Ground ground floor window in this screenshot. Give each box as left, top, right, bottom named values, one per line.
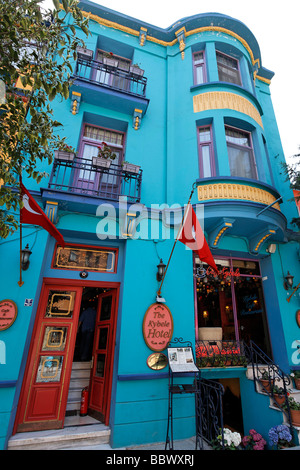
left=195, top=256, right=272, bottom=357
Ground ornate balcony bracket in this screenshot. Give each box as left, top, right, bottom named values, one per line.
left=249, top=226, right=277, bottom=254
left=133, top=108, right=143, bottom=130
left=45, top=200, right=59, bottom=224
left=70, top=91, right=81, bottom=115
left=208, top=218, right=235, bottom=248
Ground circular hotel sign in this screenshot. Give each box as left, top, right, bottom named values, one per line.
left=0, top=299, right=18, bottom=331
left=142, top=303, right=173, bottom=352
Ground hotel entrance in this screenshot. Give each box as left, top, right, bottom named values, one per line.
left=13, top=279, right=119, bottom=434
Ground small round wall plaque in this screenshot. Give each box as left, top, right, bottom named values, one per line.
left=0, top=299, right=18, bottom=331
left=147, top=352, right=168, bottom=370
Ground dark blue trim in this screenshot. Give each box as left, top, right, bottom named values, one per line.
left=78, top=1, right=273, bottom=80
left=0, top=381, right=17, bottom=388
left=118, top=373, right=169, bottom=381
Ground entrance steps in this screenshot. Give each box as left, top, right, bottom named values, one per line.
left=8, top=418, right=111, bottom=450
left=66, top=361, right=91, bottom=414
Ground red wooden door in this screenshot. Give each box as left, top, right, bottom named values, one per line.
left=14, top=283, right=82, bottom=433
left=88, top=290, right=117, bottom=424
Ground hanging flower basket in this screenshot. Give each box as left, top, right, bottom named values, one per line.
left=130, top=65, right=144, bottom=77
left=92, top=157, right=111, bottom=169
left=54, top=150, right=75, bottom=162
left=122, top=162, right=140, bottom=174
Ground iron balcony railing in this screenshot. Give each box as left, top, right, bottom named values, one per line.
left=73, top=58, right=147, bottom=97
left=48, top=157, right=143, bottom=203
left=195, top=339, right=248, bottom=368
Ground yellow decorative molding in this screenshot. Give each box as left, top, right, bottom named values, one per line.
left=80, top=9, right=263, bottom=74
left=256, top=75, right=271, bottom=85
left=197, top=183, right=281, bottom=211
left=193, top=91, right=263, bottom=128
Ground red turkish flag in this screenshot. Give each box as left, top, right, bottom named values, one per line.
left=178, top=204, right=218, bottom=273
left=20, top=183, right=65, bottom=247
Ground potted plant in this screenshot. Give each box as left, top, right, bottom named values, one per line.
left=211, top=427, right=242, bottom=450
left=130, top=63, right=144, bottom=77
left=286, top=396, right=300, bottom=426
left=268, top=424, right=293, bottom=449
left=103, top=52, right=119, bottom=67
left=76, top=47, right=93, bottom=61
left=241, top=429, right=266, bottom=450
left=271, top=385, right=286, bottom=407
left=92, top=142, right=117, bottom=169
left=122, top=161, right=140, bottom=174
left=54, top=144, right=76, bottom=162
left=291, top=370, right=300, bottom=390
left=259, top=369, right=272, bottom=392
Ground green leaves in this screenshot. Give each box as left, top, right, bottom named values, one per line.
left=0, top=0, right=91, bottom=238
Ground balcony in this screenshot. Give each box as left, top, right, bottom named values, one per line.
left=70, top=58, right=149, bottom=116
left=47, top=156, right=142, bottom=206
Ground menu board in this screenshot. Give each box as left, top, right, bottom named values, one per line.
left=167, top=347, right=199, bottom=373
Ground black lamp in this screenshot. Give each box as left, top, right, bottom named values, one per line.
left=21, top=244, right=32, bottom=271
left=284, top=271, right=294, bottom=290
left=156, top=259, right=166, bottom=282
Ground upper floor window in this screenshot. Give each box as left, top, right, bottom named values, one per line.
left=216, top=51, right=242, bottom=86
left=198, top=126, right=215, bottom=178
left=193, top=51, right=206, bottom=85
left=225, top=126, right=257, bottom=179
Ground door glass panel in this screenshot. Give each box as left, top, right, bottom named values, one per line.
left=100, top=295, right=112, bottom=321
left=98, top=328, right=108, bottom=350
left=45, top=291, right=76, bottom=318
left=36, top=355, right=64, bottom=383
left=96, top=354, right=106, bottom=377
left=41, top=327, right=68, bottom=351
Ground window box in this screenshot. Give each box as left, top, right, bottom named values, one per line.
left=54, top=150, right=75, bottom=162
left=76, top=47, right=93, bottom=61
left=103, top=57, right=119, bottom=67
left=122, top=162, right=140, bottom=174
left=92, top=156, right=112, bottom=169
left=130, top=65, right=144, bottom=77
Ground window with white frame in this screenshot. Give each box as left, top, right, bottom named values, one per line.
left=216, top=51, right=242, bottom=86
left=225, top=126, right=257, bottom=179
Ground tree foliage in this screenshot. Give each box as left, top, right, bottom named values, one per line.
left=0, top=0, right=90, bottom=238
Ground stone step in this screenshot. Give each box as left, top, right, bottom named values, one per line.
left=8, top=422, right=110, bottom=450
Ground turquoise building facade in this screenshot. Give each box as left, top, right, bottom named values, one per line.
left=1, top=0, right=300, bottom=449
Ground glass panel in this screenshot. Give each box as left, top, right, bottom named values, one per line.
left=227, top=145, right=255, bottom=179
left=225, top=128, right=250, bottom=146
left=217, top=52, right=241, bottom=85
left=195, top=65, right=204, bottom=85
left=45, top=291, right=76, bottom=318
left=100, top=295, right=112, bottom=321
left=199, top=127, right=211, bottom=142
left=84, top=125, right=123, bottom=147
left=201, top=145, right=211, bottom=177
left=54, top=246, right=116, bottom=272
left=36, top=355, right=64, bottom=383
left=80, top=144, right=98, bottom=180
left=98, top=327, right=108, bottom=350
left=96, top=354, right=106, bottom=377
left=234, top=277, right=270, bottom=353
left=41, top=327, right=68, bottom=351
left=232, top=259, right=260, bottom=276
left=194, top=52, right=204, bottom=64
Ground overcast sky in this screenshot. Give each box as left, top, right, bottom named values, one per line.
left=41, top=0, right=300, bottom=163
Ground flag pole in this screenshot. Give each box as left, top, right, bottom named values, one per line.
left=157, top=182, right=197, bottom=297
left=18, top=175, right=24, bottom=287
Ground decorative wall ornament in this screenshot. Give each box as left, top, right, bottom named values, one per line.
left=175, top=28, right=186, bottom=60
left=193, top=91, right=263, bottom=128
left=70, top=91, right=81, bottom=115
left=197, top=183, right=281, bottom=211
left=139, top=27, right=147, bottom=46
